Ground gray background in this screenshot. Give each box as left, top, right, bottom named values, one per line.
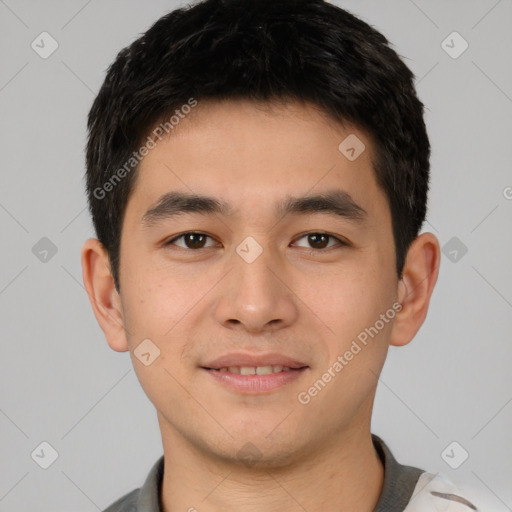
left=1, top=0, right=511, bottom=510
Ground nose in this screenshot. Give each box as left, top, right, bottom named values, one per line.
left=214, top=239, right=299, bottom=334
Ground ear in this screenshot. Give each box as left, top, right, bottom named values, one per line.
left=389, top=232, right=441, bottom=347
left=81, top=238, right=129, bottom=352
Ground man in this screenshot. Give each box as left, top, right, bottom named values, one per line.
left=81, top=0, right=488, bottom=510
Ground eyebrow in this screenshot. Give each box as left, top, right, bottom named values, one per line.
left=141, top=189, right=367, bottom=228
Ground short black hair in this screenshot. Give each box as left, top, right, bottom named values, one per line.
left=85, top=0, right=430, bottom=293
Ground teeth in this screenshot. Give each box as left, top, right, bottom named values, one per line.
left=256, top=366, right=273, bottom=375
left=216, top=365, right=292, bottom=374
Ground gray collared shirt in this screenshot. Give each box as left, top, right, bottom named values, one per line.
left=103, top=434, right=424, bottom=512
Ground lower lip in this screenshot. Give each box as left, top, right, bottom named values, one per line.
left=202, top=367, right=309, bottom=394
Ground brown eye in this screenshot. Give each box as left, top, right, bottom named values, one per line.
left=307, top=233, right=329, bottom=249
left=293, top=232, right=346, bottom=250
left=165, top=232, right=216, bottom=249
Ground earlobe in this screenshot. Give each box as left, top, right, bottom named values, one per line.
left=81, top=238, right=129, bottom=352
left=389, top=232, right=441, bottom=347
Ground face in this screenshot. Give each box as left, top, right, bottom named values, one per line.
left=93, top=99, right=406, bottom=466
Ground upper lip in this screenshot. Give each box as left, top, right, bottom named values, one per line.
left=202, top=352, right=309, bottom=370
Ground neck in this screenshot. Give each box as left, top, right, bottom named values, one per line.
left=158, top=421, right=384, bottom=512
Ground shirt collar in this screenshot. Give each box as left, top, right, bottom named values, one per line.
left=372, top=433, right=424, bottom=511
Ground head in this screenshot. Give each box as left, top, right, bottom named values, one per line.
left=82, top=0, right=440, bottom=467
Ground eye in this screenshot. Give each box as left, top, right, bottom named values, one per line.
left=165, top=232, right=217, bottom=250
left=164, top=231, right=347, bottom=251
left=292, top=232, right=347, bottom=250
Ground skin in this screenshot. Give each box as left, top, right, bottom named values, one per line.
left=82, top=98, right=440, bottom=512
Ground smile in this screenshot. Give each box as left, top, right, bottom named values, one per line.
left=202, top=366, right=309, bottom=394
left=208, top=365, right=296, bottom=374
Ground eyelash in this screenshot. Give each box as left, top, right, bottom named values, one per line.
left=164, top=231, right=348, bottom=252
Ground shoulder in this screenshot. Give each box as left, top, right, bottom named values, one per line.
left=101, top=454, right=164, bottom=512
left=102, top=488, right=140, bottom=512
left=404, top=471, right=506, bottom=511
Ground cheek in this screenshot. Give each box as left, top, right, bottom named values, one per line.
left=120, top=273, right=188, bottom=360
left=123, top=247, right=185, bottom=322
left=124, top=283, right=192, bottom=402
left=302, top=263, right=394, bottom=352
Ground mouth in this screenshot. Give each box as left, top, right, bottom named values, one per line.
left=202, top=352, right=308, bottom=371
left=200, top=353, right=309, bottom=394
left=203, top=364, right=307, bottom=374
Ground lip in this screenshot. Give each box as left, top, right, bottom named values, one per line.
left=202, top=366, right=309, bottom=394
left=202, top=352, right=309, bottom=370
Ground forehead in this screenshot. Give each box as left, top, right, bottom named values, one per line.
left=125, top=98, right=387, bottom=225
